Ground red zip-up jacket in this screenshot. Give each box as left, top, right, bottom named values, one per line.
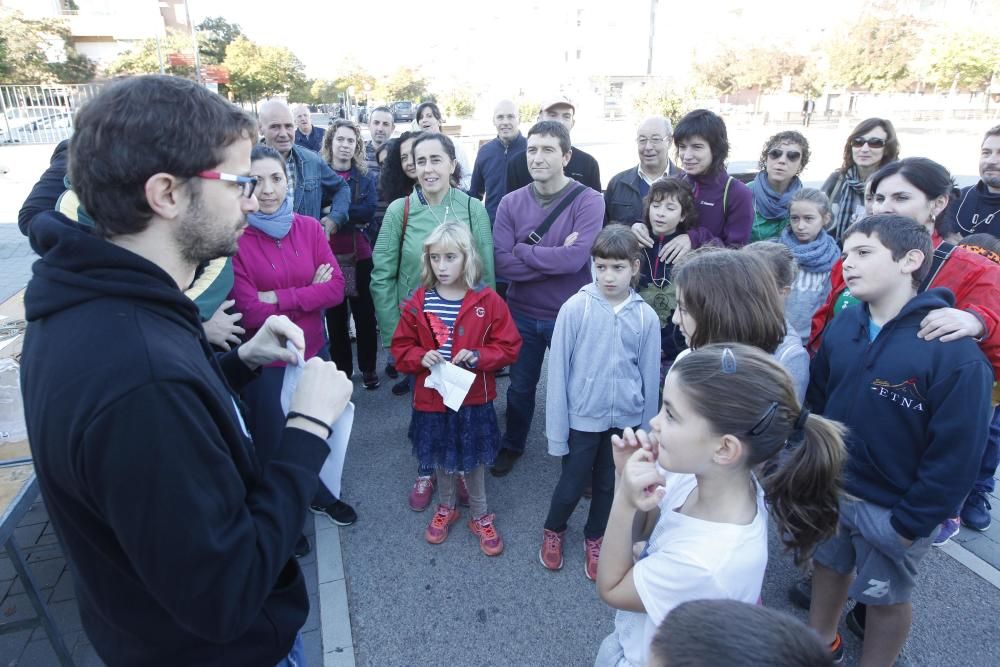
left=391, top=285, right=522, bottom=412
left=809, top=234, right=1000, bottom=379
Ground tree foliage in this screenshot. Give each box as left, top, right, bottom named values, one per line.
left=825, top=14, right=918, bottom=91
left=0, top=9, right=96, bottom=83
left=696, top=48, right=806, bottom=95
left=223, top=36, right=306, bottom=104
left=440, top=90, right=476, bottom=119
left=630, top=85, right=689, bottom=124
left=926, top=30, right=1000, bottom=92
left=377, top=67, right=429, bottom=102
left=196, top=16, right=243, bottom=65
left=310, top=79, right=339, bottom=104
left=105, top=30, right=197, bottom=78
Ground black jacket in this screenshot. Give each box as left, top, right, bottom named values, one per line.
left=603, top=161, right=681, bottom=226
left=505, top=144, right=602, bottom=195
left=20, top=212, right=329, bottom=666
left=808, top=288, right=993, bottom=540
left=17, top=139, right=69, bottom=235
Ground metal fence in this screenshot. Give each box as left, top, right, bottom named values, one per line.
left=0, top=84, right=104, bottom=145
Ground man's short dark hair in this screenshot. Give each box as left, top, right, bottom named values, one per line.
left=527, top=120, right=571, bottom=155
left=69, top=75, right=257, bottom=238
left=984, top=124, right=1000, bottom=142
left=649, top=599, right=834, bottom=667
left=843, top=214, right=932, bottom=287
left=369, top=106, right=392, bottom=118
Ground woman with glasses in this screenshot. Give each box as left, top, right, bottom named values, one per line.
left=321, top=120, right=381, bottom=391
left=821, top=118, right=899, bottom=242
left=230, top=144, right=357, bottom=546
left=749, top=131, right=810, bottom=242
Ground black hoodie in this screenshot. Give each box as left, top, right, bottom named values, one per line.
left=955, top=180, right=1000, bottom=238
left=20, top=212, right=329, bottom=666
left=807, top=288, right=993, bottom=541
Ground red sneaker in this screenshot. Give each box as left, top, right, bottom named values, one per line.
left=539, top=528, right=565, bottom=570
left=408, top=475, right=434, bottom=512
left=584, top=536, right=603, bottom=581
left=457, top=474, right=470, bottom=507
left=424, top=505, right=460, bottom=544
left=469, top=513, right=503, bottom=556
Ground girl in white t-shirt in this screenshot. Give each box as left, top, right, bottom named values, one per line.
left=594, top=343, right=846, bottom=667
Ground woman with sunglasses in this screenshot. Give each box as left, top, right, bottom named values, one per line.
left=749, top=131, right=810, bottom=242
left=230, top=144, right=357, bottom=545
left=821, top=118, right=899, bottom=242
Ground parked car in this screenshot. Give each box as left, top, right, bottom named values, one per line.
left=391, top=101, right=414, bottom=123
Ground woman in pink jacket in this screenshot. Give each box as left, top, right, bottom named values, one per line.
left=231, top=145, right=356, bottom=549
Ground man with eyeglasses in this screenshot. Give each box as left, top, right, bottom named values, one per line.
left=604, top=116, right=680, bottom=226
left=259, top=99, right=350, bottom=236
left=18, top=75, right=354, bottom=666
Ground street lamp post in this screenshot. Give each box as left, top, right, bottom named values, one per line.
left=182, top=0, right=203, bottom=84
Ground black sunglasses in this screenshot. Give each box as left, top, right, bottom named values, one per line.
left=851, top=136, right=887, bottom=149
left=767, top=149, right=801, bottom=161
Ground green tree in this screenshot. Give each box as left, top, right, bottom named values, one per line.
left=196, top=16, right=242, bottom=65
left=517, top=99, right=540, bottom=122
left=695, top=48, right=806, bottom=96
left=223, top=36, right=306, bottom=105
left=0, top=9, right=96, bottom=83
left=334, top=67, right=376, bottom=97
left=377, top=67, right=429, bottom=102
left=440, top=90, right=476, bottom=119
left=826, top=14, right=919, bottom=91
left=105, top=30, right=197, bottom=78
left=630, top=85, right=688, bottom=124
left=926, top=31, right=1000, bottom=92
left=310, top=79, right=339, bottom=104
left=694, top=50, right=740, bottom=95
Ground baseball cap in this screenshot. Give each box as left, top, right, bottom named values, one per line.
left=540, top=96, right=575, bottom=114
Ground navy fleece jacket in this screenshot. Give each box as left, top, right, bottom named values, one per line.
left=807, top=288, right=993, bottom=541
left=20, top=212, right=329, bottom=666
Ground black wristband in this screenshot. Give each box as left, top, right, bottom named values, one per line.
left=286, top=411, right=332, bottom=439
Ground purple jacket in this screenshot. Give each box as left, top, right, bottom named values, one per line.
left=493, top=183, right=605, bottom=321
left=684, top=169, right=753, bottom=248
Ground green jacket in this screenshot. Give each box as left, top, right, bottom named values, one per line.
left=371, top=189, right=495, bottom=348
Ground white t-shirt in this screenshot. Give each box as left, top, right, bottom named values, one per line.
left=612, top=472, right=768, bottom=666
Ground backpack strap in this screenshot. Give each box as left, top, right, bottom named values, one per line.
left=395, top=196, right=411, bottom=281
left=918, top=242, right=955, bottom=293
left=526, top=184, right=587, bottom=246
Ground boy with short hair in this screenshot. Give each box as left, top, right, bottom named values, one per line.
left=807, top=214, right=993, bottom=665
left=541, top=224, right=661, bottom=580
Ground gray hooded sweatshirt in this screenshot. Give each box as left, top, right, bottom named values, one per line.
left=546, top=283, right=662, bottom=455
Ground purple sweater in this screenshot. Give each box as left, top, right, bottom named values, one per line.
left=684, top=169, right=753, bottom=248
left=494, top=183, right=605, bottom=321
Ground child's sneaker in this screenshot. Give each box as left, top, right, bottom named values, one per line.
left=539, top=528, right=565, bottom=570
left=424, top=505, right=459, bottom=544
left=409, top=475, right=434, bottom=512
left=469, top=513, right=503, bottom=556
left=457, top=474, right=470, bottom=507
left=584, top=536, right=602, bottom=581
left=829, top=633, right=844, bottom=664
left=932, top=516, right=960, bottom=546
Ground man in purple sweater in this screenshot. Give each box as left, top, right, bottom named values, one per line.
left=490, top=121, right=605, bottom=476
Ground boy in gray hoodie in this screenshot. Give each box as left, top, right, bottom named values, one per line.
left=540, top=225, right=662, bottom=581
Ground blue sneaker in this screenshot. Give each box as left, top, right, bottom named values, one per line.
left=932, top=516, right=960, bottom=546
left=960, top=490, right=993, bottom=532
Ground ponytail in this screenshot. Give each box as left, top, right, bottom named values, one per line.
left=763, top=412, right=846, bottom=565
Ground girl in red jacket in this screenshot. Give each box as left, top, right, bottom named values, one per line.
left=391, top=221, right=522, bottom=555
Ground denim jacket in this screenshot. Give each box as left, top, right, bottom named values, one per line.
left=289, top=144, right=349, bottom=224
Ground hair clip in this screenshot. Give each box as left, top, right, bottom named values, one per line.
left=747, top=401, right=779, bottom=437
left=794, top=408, right=811, bottom=433
left=721, top=347, right=737, bottom=374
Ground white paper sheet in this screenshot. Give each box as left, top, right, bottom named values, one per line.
left=280, top=344, right=353, bottom=498
left=424, top=361, right=476, bottom=411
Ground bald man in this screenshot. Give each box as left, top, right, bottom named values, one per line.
left=293, top=103, right=325, bottom=153
left=470, top=99, right=527, bottom=223
left=604, top=115, right=681, bottom=226
left=259, top=100, right=349, bottom=231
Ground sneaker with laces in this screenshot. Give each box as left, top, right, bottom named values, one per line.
left=932, top=516, right=960, bottom=546
left=409, top=475, right=434, bottom=511
left=456, top=474, right=470, bottom=507
left=539, top=528, right=565, bottom=570
left=961, top=490, right=993, bottom=531
left=362, top=371, right=380, bottom=390
left=310, top=499, right=357, bottom=526
left=829, top=633, right=844, bottom=664
left=425, top=505, right=460, bottom=544
left=469, top=513, right=503, bottom=556
left=584, top=536, right=602, bottom=581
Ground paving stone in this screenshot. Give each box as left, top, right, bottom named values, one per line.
left=302, top=593, right=320, bottom=634
left=12, top=524, right=44, bottom=549
left=0, top=628, right=31, bottom=664
left=48, top=568, right=75, bottom=603
left=5, top=557, right=65, bottom=595
left=15, top=637, right=60, bottom=666
left=71, top=640, right=107, bottom=667
left=301, top=628, right=323, bottom=667
left=0, top=592, right=34, bottom=624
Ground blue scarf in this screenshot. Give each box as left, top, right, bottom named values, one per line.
left=750, top=171, right=802, bottom=220
left=779, top=227, right=841, bottom=274
left=247, top=195, right=294, bottom=239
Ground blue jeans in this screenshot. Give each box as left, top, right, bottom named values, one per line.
left=275, top=632, right=305, bottom=667
left=974, top=405, right=1000, bottom=494
left=501, top=310, right=556, bottom=454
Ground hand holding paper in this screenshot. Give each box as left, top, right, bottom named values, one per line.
left=424, top=361, right=476, bottom=411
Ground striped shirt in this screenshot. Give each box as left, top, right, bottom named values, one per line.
left=423, top=289, right=463, bottom=361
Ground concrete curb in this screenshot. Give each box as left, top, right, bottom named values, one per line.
left=313, top=515, right=356, bottom=667
left=939, top=540, right=1000, bottom=591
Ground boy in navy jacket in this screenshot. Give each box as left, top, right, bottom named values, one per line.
left=806, top=215, right=992, bottom=665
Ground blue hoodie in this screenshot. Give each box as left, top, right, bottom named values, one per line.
left=807, top=288, right=993, bottom=540
left=546, top=283, right=662, bottom=454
